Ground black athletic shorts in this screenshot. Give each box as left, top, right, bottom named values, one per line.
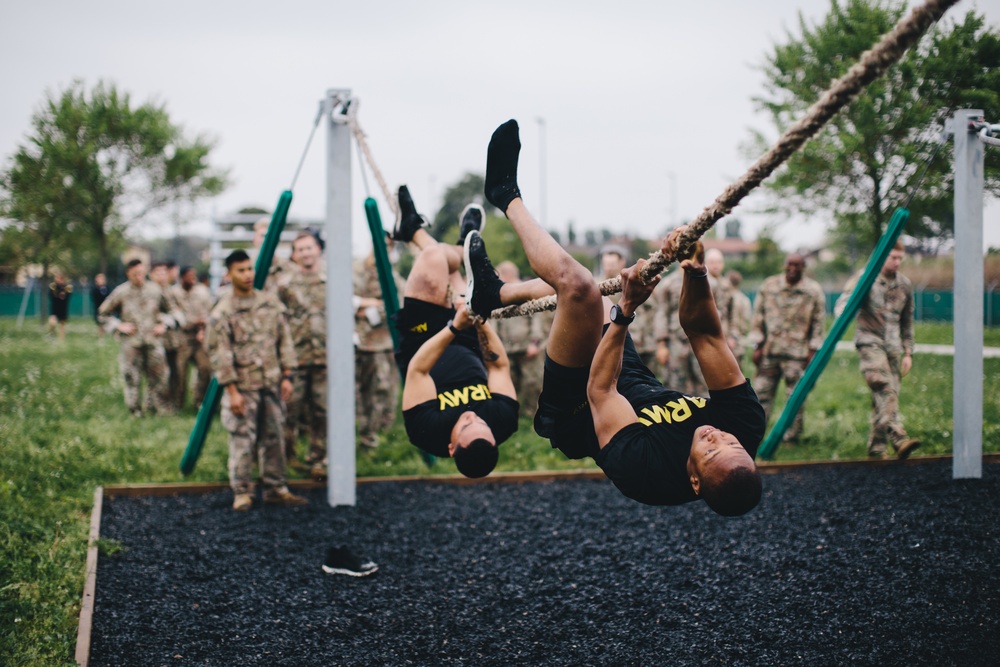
left=534, top=330, right=661, bottom=461
left=394, top=297, right=479, bottom=377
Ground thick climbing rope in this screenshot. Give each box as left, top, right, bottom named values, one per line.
left=343, top=100, right=398, bottom=218
left=489, top=0, right=959, bottom=320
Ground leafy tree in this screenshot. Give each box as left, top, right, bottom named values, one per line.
left=747, top=1, right=1000, bottom=251
left=0, top=80, right=228, bottom=275
left=729, top=225, right=786, bottom=281
left=429, top=172, right=490, bottom=242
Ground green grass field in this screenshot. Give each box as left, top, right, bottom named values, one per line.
left=2, top=317, right=999, bottom=664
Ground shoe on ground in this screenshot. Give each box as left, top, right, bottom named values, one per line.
left=392, top=185, right=427, bottom=243
left=322, top=546, right=379, bottom=577
left=310, top=463, right=328, bottom=481
left=232, top=493, right=253, bottom=511
left=464, top=230, right=504, bottom=319
left=457, top=203, right=486, bottom=246
left=263, top=489, right=309, bottom=507
left=895, top=438, right=921, bottom=460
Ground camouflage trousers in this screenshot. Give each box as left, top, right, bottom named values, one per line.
left=508, top=350, right=544, bottom=419
left=858, top=344, right=908, bottom=454
left=174, top=338, right=212, bottom=409
left=221, top=388, right=288, bottom=495
left=664, top=338, right=707, bottom=397
left=119, top=344, right=172, bottom=415
left=356, top=351, right=398, bottom=449
left=753, top=355, right=808, bottom=441
left=284, top=365, right=327, bottom=465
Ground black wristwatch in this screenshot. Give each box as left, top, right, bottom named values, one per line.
left=609, top=303, right=635, bottom=326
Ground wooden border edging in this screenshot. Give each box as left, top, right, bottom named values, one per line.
left=75, top=486, right=103, bottom=667
left=100, top=454, right=1000, bottom=498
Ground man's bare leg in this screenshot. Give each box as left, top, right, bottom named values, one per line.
left=394, top=186, right=465, bottom=308
left=478, top=120, right=603, bottom=368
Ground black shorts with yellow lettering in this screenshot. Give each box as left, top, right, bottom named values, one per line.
left=534, top=330, right=662, bottom=461
left=394, top=297, right=480, bottom=378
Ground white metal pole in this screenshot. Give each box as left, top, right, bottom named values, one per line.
left=326, top=89, right=356, bottom=505
left=952, top=109, right=985, bottom=480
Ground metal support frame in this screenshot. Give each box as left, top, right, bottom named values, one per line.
left=950, top=109, right=986, bottom=480
left=325, top=89, right=356, bottom=506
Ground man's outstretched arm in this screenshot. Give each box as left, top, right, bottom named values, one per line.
left=587, top=260, right=661, bottom=447
left=474, top=319, right=516, bottom=401
left=664, top=228, right=744, bottom=391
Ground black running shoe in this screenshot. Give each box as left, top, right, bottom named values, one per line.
left=464, top=230, right=504, bottom=319
left=457, top=203, right=486, bottom=246
left=392, top=185, right=426, bottom=242
left=322, top=546, right=379, bottom=577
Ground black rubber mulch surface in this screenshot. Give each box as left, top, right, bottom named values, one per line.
left=90, top=461, right=1000, bottom=666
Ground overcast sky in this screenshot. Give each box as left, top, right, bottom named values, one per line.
left=1, top=0, right=997, bottom=258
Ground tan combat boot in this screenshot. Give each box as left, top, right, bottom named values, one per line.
left=232, top=493, right=253, bottom=511
left=264, top=488, right=309, bottom=507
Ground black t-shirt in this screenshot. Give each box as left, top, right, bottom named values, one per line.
left=403, top=344, right=519, bottom=457
left=594, top=380, right=765, bottom=506
left=49, top=282, right=71, bottom=319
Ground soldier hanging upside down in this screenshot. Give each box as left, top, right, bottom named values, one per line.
left=390, top=186, right=519, bottom=479
left=464, top=119, right=765, bottom=516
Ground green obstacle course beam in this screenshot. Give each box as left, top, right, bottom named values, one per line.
left=757, top=207, right=910, bottom=460
left=363, top=197, right=436, bottom=468
left=364, top=198, right=401, bottom=349
left=180, top=190, right=294, bottom=475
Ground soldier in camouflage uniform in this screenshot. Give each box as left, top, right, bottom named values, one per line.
left=354, top=251, right=403, bottom=448
left=276, top=231, right=328, bottom=478
left=749, top=253, right=825, bottom=444
left=151, top=262, right=184, bottom=411
left=97, top=259, right=177, bottom=417
left=705, top=248, right=735, bottom=347
left=172, top=266, right=214, bottom=409
left=209, top=249, right=307, bottom=511
left=835, top=240, right=920, bottom=459
left=726, top=270, right=753, bottom=371
left=494, top=262, right=546, bottom=419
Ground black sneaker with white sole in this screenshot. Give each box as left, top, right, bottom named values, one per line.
left=457, top=203, right=486, bottom=246
left=322, top=546, right=378, bottom=577
left=392, top=185, right=427, bottom=243
left=463, top=230, right=504, bottom=319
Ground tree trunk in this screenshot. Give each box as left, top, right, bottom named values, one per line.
left=39, top=263, right=49, bottom=324
left=868, top=163, right=885, bottom=248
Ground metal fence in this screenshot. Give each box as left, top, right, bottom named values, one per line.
left=4, top=283, right=1000, bottom=325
